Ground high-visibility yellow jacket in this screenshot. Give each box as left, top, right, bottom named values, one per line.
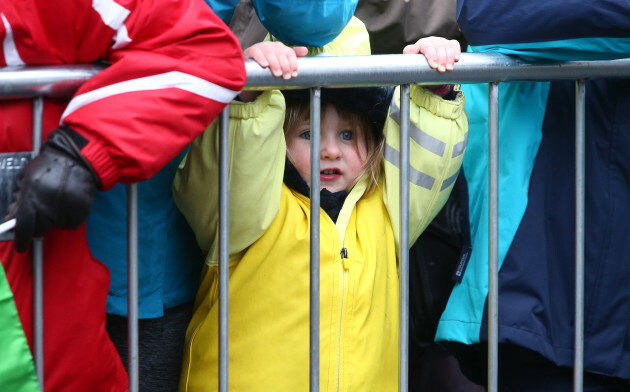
left=173, top=81, right=467, bottom=391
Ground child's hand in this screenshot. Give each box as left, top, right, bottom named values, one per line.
left=403, top=37, right=461, bottom=72
left=244, top=42, right=309, bottom=80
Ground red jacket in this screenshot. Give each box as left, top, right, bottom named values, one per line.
left=0, top=0, right=245, bottom=390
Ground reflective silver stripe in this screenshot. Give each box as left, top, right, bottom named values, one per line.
left=61, top=71, right=240, bottom=121
left=92, top=0, right=130, bottom=31
left=452, top=132, right=469, bottom=158
left=384, top=144, right=435, bottom=190
left=389, top=100, right=446, bottom=157
left=92, top=0, right=132, bottom=49
left=440, top=170, right=459, bottom=191
left=112, top=24, right=132, bottom=49
left=1, top=13, right=25, bottom=66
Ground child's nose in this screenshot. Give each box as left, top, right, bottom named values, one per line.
left=320, top=139, right=341, bottom=160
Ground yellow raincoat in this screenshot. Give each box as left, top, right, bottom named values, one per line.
left=173, top=17, right=468, bottom=392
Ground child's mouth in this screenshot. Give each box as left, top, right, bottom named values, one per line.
left=320, top=168, right=341, bottom=181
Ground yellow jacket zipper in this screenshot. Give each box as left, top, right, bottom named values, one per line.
left=336, top=247, right=349, bottom=391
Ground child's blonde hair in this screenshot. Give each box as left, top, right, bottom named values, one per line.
left=283, top=98, right=385, bottom=195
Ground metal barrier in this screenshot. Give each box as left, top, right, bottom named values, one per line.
left=1, top=53, right=630, bottom=392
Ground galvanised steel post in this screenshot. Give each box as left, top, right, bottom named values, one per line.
left=218, top=107, right=230, bottom=392
left=487, top=81, right=499, bottom=392
left=399, top=84, right=411, bottom=392
left=573, top=80, right=586, bottom=392
left=309, top=88, right=322, bottom=392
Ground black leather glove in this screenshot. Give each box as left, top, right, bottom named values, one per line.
left=8, top=127, right=101, bottom=253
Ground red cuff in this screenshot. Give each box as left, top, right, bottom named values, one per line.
left=80, top=139, right=120, bottom=191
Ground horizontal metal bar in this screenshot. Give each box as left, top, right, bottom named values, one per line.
left=0, top=64, right=106, bottom=99
left=2, top=54, right=630, bottom=99
left=244, top=53, right=630, bottom=89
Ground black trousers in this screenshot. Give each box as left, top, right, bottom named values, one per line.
left=447, top=343, right=630, bottom=392
left=106, top=301, right=194, bottom=392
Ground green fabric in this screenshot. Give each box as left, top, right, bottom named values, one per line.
left=0, top=263, right=40, bottom=392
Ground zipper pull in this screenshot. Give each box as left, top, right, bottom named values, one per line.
left=340, top=248, right=350, bottom=270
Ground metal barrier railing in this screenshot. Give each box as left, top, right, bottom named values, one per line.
left=1, top=53, right=630, bottom=392
left=127, top=183, right=139, bottom=391
left=31, top=96, right=44, bottom=389
left=487, top=81, right=499, bottom=392
left=308, top=87, right=322, bottom=392
left=217, top=106, right=230, bottom=392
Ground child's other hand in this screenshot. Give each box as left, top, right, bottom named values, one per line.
left=244, top=42, right=309, bottom=80
left=403, top=37, right=461, bottom=72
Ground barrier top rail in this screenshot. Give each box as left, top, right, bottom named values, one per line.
left=2, top=53, right=630, bottom=99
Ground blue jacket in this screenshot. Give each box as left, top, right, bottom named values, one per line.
left=436, top=0, right=630, bottom=379
left=86, top=150, right=203, bottom=318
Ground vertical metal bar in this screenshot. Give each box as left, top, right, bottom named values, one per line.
left=309, top=88, right=321, bottom=392
left=127, top=183, right=139, bottom=392
left=573, top=80, right=586, bottom=392
left=32, top=98, right=43, bottom=153
left=399, top=84, right=410, bottom=392
left=31, top=96, right=44, bottom=390
left=218, top=106, right=230, bottom=392
left=487, top=82, right=500, bottom=392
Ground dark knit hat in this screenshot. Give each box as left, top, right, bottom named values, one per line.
left=282, top=86, right=395, bottom=140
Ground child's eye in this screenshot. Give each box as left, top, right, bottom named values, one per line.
left=300, top=130, right=311, bottom=140
left=340, top=130, right=353, bottom=141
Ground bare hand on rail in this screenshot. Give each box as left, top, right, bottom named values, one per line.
left=8, top=127, right=100, bottom=253
left=244, top=41, right=309, bottom=80
left=402, top=36, right=461, bottom=72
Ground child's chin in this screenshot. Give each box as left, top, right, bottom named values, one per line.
left=321, top=185, right=341, bottom=193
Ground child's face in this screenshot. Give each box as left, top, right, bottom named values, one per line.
left=285, top=103, right=368, bottom=193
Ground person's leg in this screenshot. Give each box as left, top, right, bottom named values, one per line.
left=106, top=301, right=194, bottom=392
left=499, top=345, right=630, bottom=392
left=410, top=344, right=485, bottom=392
left=408, top=175, right=481, bottom=392
left=448, top=343, right=630, bottom=392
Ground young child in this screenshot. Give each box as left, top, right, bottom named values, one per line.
left=173, top=32, right=467, bottom=391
